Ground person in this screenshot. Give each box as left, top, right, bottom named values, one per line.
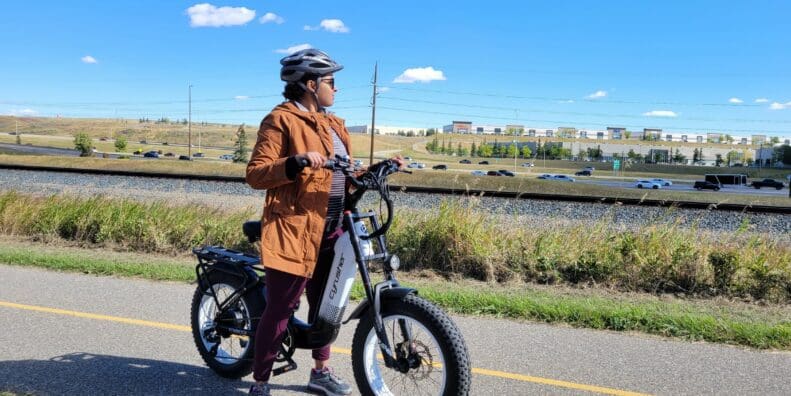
left=246, top=48, right=392, bottom=396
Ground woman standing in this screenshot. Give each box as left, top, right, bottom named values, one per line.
left=245, top=48, right=353, bottom=396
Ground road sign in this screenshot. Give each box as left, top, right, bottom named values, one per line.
left=613, top=160, right=621, bottom=170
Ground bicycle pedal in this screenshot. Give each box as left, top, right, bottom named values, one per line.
left=272, top=359, right=297, bottom=376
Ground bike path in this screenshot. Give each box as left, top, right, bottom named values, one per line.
left=1, top=264, right=789, bottom=395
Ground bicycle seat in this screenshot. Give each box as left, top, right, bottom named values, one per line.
left=242, top=221, right=262, bottom=243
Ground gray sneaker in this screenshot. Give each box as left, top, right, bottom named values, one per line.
left=248, top=383, right=271, bottom=396
left=307, top=367, right=352, bottom=396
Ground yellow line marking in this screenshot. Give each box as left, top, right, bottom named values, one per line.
left=0, top=300, right=651, bottom=396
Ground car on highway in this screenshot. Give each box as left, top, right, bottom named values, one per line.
left=432, top=164, right=448, bottom=170
left=583, top=166, right=595, bottom=171
left=178, top=155, right=191, bottom=161
left=693, top=180, right=721, bottom=191
left=459, top=159, right=471, bottom=164
left=407, top=162, right=425, bottom=169
left=478, top=160, right=490, bottom=165
left=574, top=170, right=592, bottom=176
left=487, top=170, right=503, bottom=176
left=143, top=151, right=159, bottom=158
left=537, top=174, right=553, bottom=179
left=219, top=154, right=234, bottom=160
left=403, top=156, right=412, bottom=161
left=497, top=169, right=516, bottom=177
left=635, top=179, right=662, bottom=189
left=750, top=178, right=784, bottom=190
left=471, top=170, right=486, bottom=176
left=650, top=178, right=672, bottom=186
left=521, top=162, right=534, bottom=167
left=551, top=175, right=575, bottom=182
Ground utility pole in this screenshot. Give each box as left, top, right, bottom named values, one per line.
left=188, top=84, right=193, bottom=158
left=369, top=63, right=378, bottom=165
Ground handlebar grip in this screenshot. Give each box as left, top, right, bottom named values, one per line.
left=296, top=157, right=310, bottom=168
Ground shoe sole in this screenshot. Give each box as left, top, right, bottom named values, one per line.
left=307, top=382, right=352, bottom=396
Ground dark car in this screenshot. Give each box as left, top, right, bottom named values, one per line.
left=751, top=178, right=784, bottom=190
left=432, top=164, right=448, bottom=170
left=459, top=159, right=471, bottom=164
left=178, top=155, right=191, bottom=161
left=486, top=170, right=503, bottom=176
left=694, top=180, right=721, bottom=191
left=574, top=170, right=592, bottom=176
left=143, top=151, right=159, bottom=158
left=478, top=160, right=490, bottom=165
left=497, top=169, right=515, bottom=177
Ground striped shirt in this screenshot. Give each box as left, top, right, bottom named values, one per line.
left=292, top=101, right=348, bottom=235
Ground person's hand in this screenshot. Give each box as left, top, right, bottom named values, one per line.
left=295, top=152, right=326, bottom=170
left=389, top=155, right=405, bottom=169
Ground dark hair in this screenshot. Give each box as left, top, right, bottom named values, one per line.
left=282, top=73, right=319, bottom=100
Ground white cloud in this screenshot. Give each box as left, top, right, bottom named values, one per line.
left=275, top=43, right=312, bottom=54
left=377, top=87, right=390, bottom=94
left=728, top=97, right=743, bottom=104
left=642, top=110, right=678, bottom=118
left=259, top=12, right=284, bottom=24
left=755, top=98, right=769, bottom=103
left=304, top=19, right=349, bottom=33
left=587, top=90, right=607, bottom=99
left=769, top=102, right=791, bottom=110
left=234, top=95, right=250, bottom=100
left=393, top=67, right=447, bottom=83
left=187, top=3, right=255, bottom=27
left=559, top=99, right=574, bottom=104
left=81, top=55, right=97, bottom=64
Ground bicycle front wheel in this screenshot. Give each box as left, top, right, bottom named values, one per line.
left=351, top=294, right=471, bottom=395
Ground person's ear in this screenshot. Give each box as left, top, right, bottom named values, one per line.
left=306, top=80, right=317, bottom=93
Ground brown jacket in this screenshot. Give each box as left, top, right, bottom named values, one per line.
left=246, top=101, right=352, bottom=278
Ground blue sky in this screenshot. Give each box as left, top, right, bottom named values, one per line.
left=2, top=1, right=790, bottom=137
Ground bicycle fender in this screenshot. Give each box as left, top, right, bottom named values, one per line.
left=343, top=287, right=417, bottom=324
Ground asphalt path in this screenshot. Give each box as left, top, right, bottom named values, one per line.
left=1, top=265, right=789, bottom=395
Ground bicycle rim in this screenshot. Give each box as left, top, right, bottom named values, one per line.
left=197, top=283, right=252, bottom=365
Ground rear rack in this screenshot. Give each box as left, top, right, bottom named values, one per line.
left=193, top=246, right=261, bottom=267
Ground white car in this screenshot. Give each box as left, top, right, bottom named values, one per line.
left=219, top=154, right=234, bottom=160
left=521, top=162, right=534, bottom=167
left=471, top=170, right=486, bottom=176
left=635, top=180, right=662, bottom=189
left=537, top=174, right=553, bottom=179
left=551, top=175, right=575, bottom=182
left=651, top=178, right=672, bottom=186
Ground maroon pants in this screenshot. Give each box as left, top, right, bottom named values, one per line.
left=252, top=239, right=334, bottom=382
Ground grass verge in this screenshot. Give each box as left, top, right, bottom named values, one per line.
left=0, top=238, right=788, bottom=350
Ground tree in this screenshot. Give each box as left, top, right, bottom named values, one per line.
left=577, top=149, right=586, bottom=161
left=440, top=139, right=446, bottom=154
left=692, top=148, right=700, bottom=163
left=715, top=153, right=724, bottom=167
left=770, top=136, right=780, bottom=144
left=114, top=136, right=128, bottom=152
left=470, top=142, right=477, bottom=157
left=425, top=136, right=439, bottom=153
left=233, top=124, right=249, bottom=163
left=624, top=131, right=632, bottom=139
left=506, top=144, right=518, bottom=158
left=456, top=143, right=468, bottom=157
left=726, top=150, right=739, bottom=166
left=775, top=144, right=791, bottom=165
left=672, top=148, right=686, bottom=164
left=425, top=128, right=436, bottom=137
left=521, top=145, right=532, bottom=159
left=16, top=133, right=21, bottom=145
left=73, top=132, right=93, bottom=157
left=478, top=143, right=493, bottom=157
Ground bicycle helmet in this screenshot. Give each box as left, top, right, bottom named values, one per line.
left=280, top=48, right=343, bottom=82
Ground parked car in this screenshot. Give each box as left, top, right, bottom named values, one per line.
left=487, top=170, right=503, bottom=176
left=459, top=159, right=471, bottom=164
left=694, top=180, right=721, bottom=191
left=574, top=170, right=592, bottom=176
left=635, top=179, right=662, bottom=189
left=521, top=162, right=534, bottom=167
left=432, top=164, right=448, bottom=170
left=219, top=154, right=234, bottom=160
left=471, top=170, right=486, bottom=176
left=143, top=151, right=159, bottom=158
left=478, top=160, right=489, bottom=165
left=650, top=178, right=672, bottom=186
left=551, top=175, right=575, bottom=182
left=497, top=169, right=515, bottom=177
left=537, top=174, right=553, bottom=179
left=750, top=178, right=784, bottom=190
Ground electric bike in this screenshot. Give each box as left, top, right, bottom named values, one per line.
left=190, top=157, right=471, bottom=395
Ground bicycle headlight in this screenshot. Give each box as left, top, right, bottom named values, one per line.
left=387, top=254, right=401, bottom=271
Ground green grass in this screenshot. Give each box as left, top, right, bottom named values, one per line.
left=0, top=239, right=788, bottom=350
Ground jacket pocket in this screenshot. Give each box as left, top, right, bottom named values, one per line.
left=262, top=213, right=309, bottom=260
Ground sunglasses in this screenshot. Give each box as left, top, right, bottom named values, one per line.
left=320, top=78, right=335, bottom=89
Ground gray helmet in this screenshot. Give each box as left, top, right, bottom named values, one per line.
left=280, top=48, right=343, bottom=82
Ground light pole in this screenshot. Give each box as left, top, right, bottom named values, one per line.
left=188, top=84, right=192, bottom=158
left=513, top=139, right=517, bottom=172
